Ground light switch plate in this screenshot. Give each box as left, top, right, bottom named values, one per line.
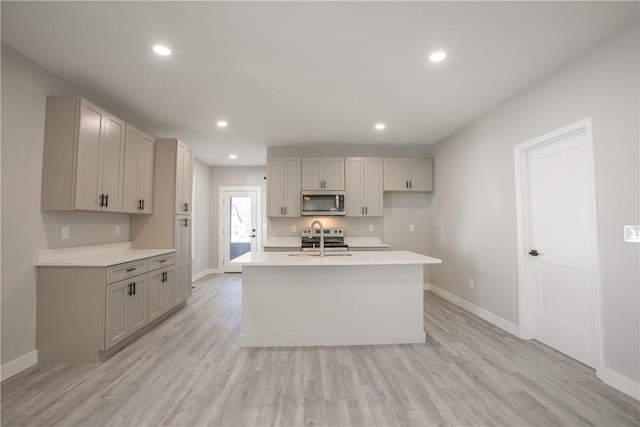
left=115, top=225, right=121, bottom=235
left=624, top=225, right=640, bottom=243
left=62, top=226, right=69, bottom=240
left=369, top=224, right=373, bottom=232
left=409, top=224, right=415, bottom=232
left=291, top=225, right=297, bottom=233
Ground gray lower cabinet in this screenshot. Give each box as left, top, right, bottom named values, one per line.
left=37, top=251, right=179, bottom=363
left=105, top=273, right=148, bottom=349
left=147, top=267, right=174, bottom=322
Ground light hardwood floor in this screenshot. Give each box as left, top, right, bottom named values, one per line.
left=2, top=274, right=638, bottom=426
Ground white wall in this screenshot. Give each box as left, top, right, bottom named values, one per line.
left=428, top=24, right=639, bottom=384
left=0, top=46, right=131, bottom=367
left=192, top=158, right=211, bottom=276
left=209, top=166, right=267, bottom=270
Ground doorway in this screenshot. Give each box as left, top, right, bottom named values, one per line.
left=219, top=186, right=262, bottom=273
left=514, top=118, right=602, bottom=371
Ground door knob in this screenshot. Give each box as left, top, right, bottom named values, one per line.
left=249, top=234, right=256, bottom=238
left=528, top=249, right=539, bottom=257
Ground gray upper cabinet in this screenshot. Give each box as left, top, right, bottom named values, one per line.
left=345, top=157, right=383, bottom=216
left=123, top=125, right=155, bottom=214
left=301, top=157, right=345, bottom=190
left=175, top=141, right=193, bottom=215
left=383, top=158, right=433, bottom=192
left=41, top=96, right=126, bottom=212
left=267, top=157, right=301, bottom=217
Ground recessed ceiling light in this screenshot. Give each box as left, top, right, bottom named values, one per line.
left=229, top=154, right=237, bottom=160
left=374, top=123, right=386, bottom=130
left=153, top=45, right=171, bottom=56
left=217, top=121, right=228, bottom=127
left=429, top=51, right=447, bottom=62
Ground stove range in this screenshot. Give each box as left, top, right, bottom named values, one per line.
left=300, top=227, right=349, bottom=251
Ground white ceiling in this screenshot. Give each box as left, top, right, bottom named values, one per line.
left=2, top=2, right=638, bottom=166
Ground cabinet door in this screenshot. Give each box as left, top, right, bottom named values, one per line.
left=137, top=134, right=155, bottom=213
left=267, top=158, right=284, bottom=217
left=345, top=158, right=364, bottom=216
left=173, top=263, right=184, bottom=305
left=408, top=158, right=433, bottom=192
left=105, top=279, right=128, bottom=348
left=181, top=217, right=192, bottom=264
left=160, top=268, right=175, bottom=315
left=175, top=143, right=185, bottom=214
left=175, top=216, right=185, bottom=263
left=75, top=99, right=106, bottom=211
left=174, top=262, right=192, bottom=305
left=181, top=144, right=193, bottom=214
left=284, top=158, right=301, bottom=217
left=127, top=276, right=148, bottom=334
left=183, top=262, right=192, bottom=298
left=147, top=270, right=162, bottom=322
left=364, top=158, right=383, bottom=216
left=122, top=125, right=141, bottom=213
left=100, top=115, right=126, bottom=212
left=301, top=158, right=323, bottom=190
left=383, top=158, right=409, bottom=191
left=323, top=158, right=345, bottom=190
left=105, top=275, right=146, bottom=349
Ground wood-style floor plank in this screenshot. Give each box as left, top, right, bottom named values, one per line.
left=2, top=273, right=638, bottom=426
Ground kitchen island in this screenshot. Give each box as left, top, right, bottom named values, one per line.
left=231, top=251, right=442, bottom=347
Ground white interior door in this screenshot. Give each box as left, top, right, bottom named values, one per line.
left=221, top=188, right=261, bottom=273
left=527, top=129, right=596, bottom=367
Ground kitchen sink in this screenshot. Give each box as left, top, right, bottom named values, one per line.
left=288, top=252, right=353, bottom=257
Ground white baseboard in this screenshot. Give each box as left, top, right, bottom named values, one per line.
left=1, top=350, right=38, bottom=381
left=425, top=283, right=520, bottom=337
left=599, top=366, right=640, bottom=401
left=192, top=268, right=220, bottom=282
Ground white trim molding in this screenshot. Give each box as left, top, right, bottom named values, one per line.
left=425, top=284, right=520, bottom=337
left=1, top=350, right=38, bottom=381
left=218, top=186, right=263, bottom=273
left=513, top=117, right=604, bottom=375
left=192, top=268, right=221, bottom=282
left=598, top=367, right=640, bottom=401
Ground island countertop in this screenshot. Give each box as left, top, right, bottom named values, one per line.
left=231, top=250, right=441, bottom=266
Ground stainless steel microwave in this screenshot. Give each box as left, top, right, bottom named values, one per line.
left=301, top=191, right=345, bottom=216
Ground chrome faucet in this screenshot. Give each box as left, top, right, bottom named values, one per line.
left=310, top=220, right=325, bottom=257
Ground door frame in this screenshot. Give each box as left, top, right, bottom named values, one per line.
left=218, top=186, right=262, bottom=272
left=513, top=117, right=603, bottom=374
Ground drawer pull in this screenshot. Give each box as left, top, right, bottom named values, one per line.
left=126, top=268, right=136, bottom=272
left=159, top=259, right=168, bottom=263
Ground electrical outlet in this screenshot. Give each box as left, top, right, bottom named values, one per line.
left=291, top=225, right=297, bottom=233
left=409, top=224, right=415, bottom=232
left=115, top=225, right=121, bottom=235
left=62, top=226, right=69, bottom=240
left=624, top=225, right=640, bottom=242
left=469, top=278, right=474, bottom=289
left=369, top=224, right=374, bottom=232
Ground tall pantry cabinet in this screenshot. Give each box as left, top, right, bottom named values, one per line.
left=130, top=139, right=193, bottom=304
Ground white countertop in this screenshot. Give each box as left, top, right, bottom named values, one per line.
left=34, top=242, right=175, bottom=267
left=231, top=250, right=441, bottom=266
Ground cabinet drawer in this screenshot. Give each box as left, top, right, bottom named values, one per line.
left=106, top=259, right=148, bottom=284
left=148, top=253, right=175, bottom=271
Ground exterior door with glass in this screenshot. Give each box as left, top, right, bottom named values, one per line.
left=222, top=188, right=260, bottom=272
